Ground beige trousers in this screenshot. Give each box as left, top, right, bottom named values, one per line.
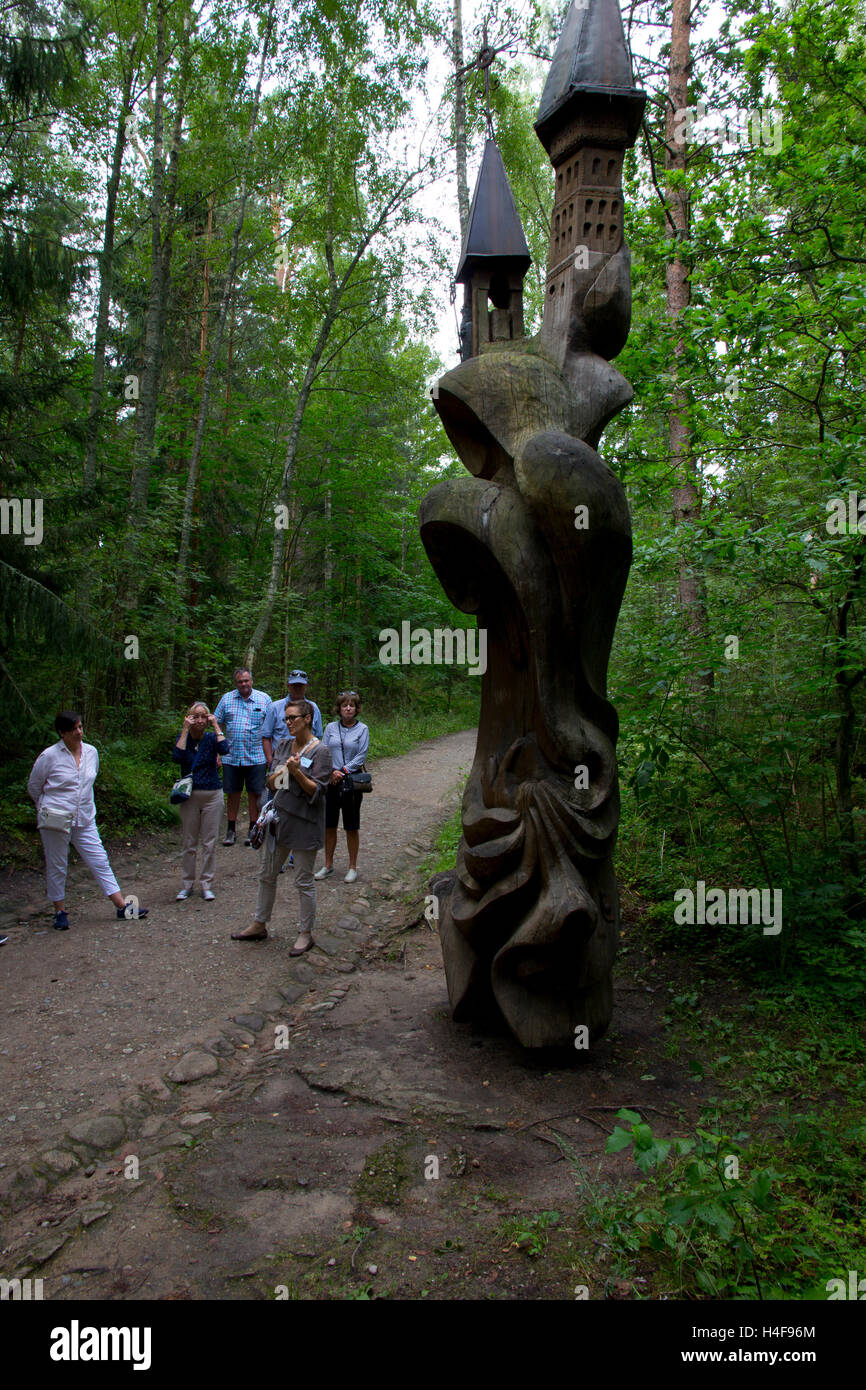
left=255, top=830, right=317, bottom=935
left=179, top=789, right=223, bottom=890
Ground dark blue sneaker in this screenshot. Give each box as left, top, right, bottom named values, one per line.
left=117, top=905, right=149, bottom=920
left=53, top=910, right=69, bottom=930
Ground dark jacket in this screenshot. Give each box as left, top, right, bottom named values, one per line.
left=270, top=737, right=332, bottom=851
left=172, top=731, right=230, bottom=790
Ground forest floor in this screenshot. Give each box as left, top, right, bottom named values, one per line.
left=0, top=729, right=724, bottom=1300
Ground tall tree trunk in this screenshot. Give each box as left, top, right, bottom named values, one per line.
left=666, top=0, right=713, bottom=690
left=324, top=482, right=333, bottom=589
left=12, top=312, right=26, bottom=375
left=352, top=554, right=361, bottom=686
left=832, top=549, right=864, bottom=897
left=83, top=39, right=137, bottom=489
left=246, top=307, right=341, bottom=667
left=119, top=1, right=187, bottom=619
left=246, top=193, right=347, bottom=666
left=127, top=0, right=166, bottom=533
left=198, top=195, right=213, bottom=376
left=160, top=5, right=275, bottom=707
left=224, top=295, right=235, bottom=413
left=270, top=188, right=288, bottom=292
left=283, top=535, right=292, bottom=687
left=452, top=0, right=472, bottom=350
left=453, top=0, right=469, bottom=235
left=400, top=483, right=408, bottom=573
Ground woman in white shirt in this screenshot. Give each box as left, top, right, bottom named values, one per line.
left=27, top=711, right=148, bottom=931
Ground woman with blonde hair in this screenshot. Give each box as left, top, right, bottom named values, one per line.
left=172, top=702, right=229, bottom=901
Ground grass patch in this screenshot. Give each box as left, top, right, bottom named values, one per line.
left=427, top=803, right=464, bottom=875
left=496, top=1210, right=561, bottom=1258
left=353, top=1137, right=413, bottom=1211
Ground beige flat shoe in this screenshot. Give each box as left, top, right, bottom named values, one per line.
left=231, top=922, right=268, bottom=941
left=289, top=932, right=313, bottom=957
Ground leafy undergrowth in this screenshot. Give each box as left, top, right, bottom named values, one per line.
left=558, top=1101, right=863, bottom=1300
left=558, top=930, right=865, bottom=1299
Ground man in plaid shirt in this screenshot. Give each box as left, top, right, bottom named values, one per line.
left=214, top=668, right=271, bottom=846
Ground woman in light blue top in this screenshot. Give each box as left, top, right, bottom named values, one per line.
left=316, top=691, right=369, bottom=884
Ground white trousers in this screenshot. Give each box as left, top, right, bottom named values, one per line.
left=40, top=823, right=120, bottom=903
left=255, top=832, right=317, bottom=935
left=179, top=789, right=223, bottom=890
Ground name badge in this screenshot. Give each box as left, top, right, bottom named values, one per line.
left=300, top=755, right=314, bottom=769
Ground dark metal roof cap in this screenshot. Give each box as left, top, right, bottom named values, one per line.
left=455, top=139, right=531, bottom=284
left=535, top=0, right=646, bottom=150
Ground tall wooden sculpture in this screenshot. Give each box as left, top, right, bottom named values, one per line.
left=420, top=0, right=646, bottom=1047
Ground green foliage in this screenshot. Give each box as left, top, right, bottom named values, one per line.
left=0, top=0, right=459, bottom=739
left=92, top=737, right=179, bottom=835
left=562, top=1102, right=861, bottom=1300
left=604, top=987, right=866, bottom=1299
left=0, top=4, right=88, bottom=121
left=605, top=0, right=866, bottom=1003
left=604, top=1112, right=786, bottom=1298
left=496, top=1209, right=560, bottom=1258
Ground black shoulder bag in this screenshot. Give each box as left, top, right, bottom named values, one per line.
left=338, top=727, right=372, bottom=794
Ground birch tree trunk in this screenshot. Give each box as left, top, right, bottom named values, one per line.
left=324, top=483, right=333, bottom=588
left=352, top=553, right=361, bottom=686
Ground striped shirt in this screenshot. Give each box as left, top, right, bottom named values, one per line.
left=213, top=688, right=272, bottom=766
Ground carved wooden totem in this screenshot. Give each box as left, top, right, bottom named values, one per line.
left=420, top=0, right=646, bottom=1047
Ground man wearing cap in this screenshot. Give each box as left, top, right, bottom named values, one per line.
left=261, top=669, right=323, bottom=766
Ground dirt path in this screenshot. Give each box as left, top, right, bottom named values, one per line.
left=0, top=728, right=708, bottom=1302
left=0, top=731, right=475, bottom=1172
